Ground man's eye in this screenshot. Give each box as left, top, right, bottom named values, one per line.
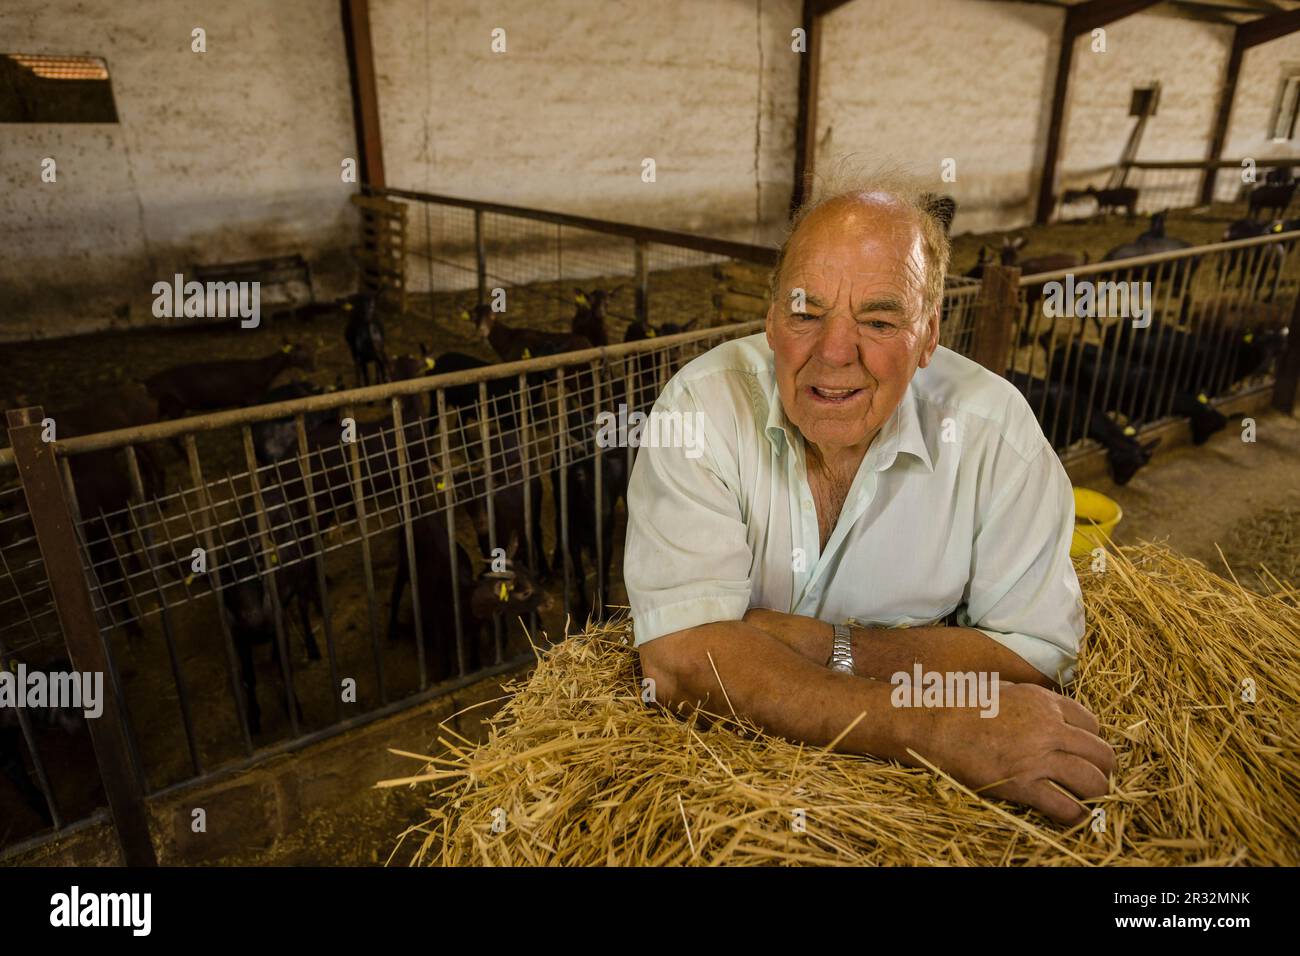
left=866, top=319, right=897, bottom=331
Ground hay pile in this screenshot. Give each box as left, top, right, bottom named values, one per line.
left=382, top=543, right=1300, bottom=866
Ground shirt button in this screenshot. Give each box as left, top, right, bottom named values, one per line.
left=802, top=499, right=813, bottom=511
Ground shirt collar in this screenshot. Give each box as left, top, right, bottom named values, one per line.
left=763, top=375, right=934, bottom=473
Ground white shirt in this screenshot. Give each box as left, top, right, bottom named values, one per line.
left=623, top=332, right=1085, bottom=683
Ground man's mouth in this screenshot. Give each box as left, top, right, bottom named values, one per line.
left=806, top=385, right=867, bottom=404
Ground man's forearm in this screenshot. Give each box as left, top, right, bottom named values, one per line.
left=639, top=621, right=923, bottom=762
left=741, top=608, right=1056, bottom=687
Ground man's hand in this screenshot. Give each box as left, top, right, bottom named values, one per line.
left=913, top=682, right=1115, bottom=826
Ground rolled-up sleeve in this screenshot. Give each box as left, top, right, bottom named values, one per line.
left=956, top=438, right=1085, bottom=685
left=623, top=387, right=754, bottom=647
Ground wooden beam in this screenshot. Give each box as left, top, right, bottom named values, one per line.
left=341, top=0, right=386, bottom=188
left=1035, top=0, right=1162, bottom=224
left=790, top=0, right=824, bottom=212
left=1201, top=10, right=1300, bottom=204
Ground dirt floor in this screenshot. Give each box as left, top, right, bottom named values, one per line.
left=1, top=198, right=1297, bottom=862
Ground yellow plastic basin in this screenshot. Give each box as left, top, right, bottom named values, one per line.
left=1071, top=487, right=1122, bottom=557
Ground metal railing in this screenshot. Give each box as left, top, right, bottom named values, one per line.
left=1060, top=157, right=1300, bottom=216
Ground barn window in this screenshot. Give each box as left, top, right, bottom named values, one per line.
left=0, top=53, right=118, bottom=123
left=1129, top=85, right=1159, bottom=118
left=1270, top=73, right=1300, bottom=142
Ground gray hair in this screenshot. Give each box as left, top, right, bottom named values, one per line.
left=768, top=166, right=952, bottom=318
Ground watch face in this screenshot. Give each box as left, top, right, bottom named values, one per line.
left=830, top=660, right=854, bottom=675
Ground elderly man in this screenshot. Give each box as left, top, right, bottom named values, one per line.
left=623, top=182, right=1114, bottom=826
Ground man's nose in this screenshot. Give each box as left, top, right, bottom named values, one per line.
left=814, top=311, right=859, bottom=366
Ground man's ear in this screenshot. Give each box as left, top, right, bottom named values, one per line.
left=764, top=302, right=777, bottom=351
left=916, top=305, right=941, bottom=369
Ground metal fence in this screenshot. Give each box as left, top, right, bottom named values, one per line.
left=1008, top=229, right=1300, bottom=459
left=1, top=219, right=1297, bottom=864
left=1059, top=157, right=1300, bottom=217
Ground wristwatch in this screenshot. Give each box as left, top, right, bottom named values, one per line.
left=826, top=623, right=855, bottom=675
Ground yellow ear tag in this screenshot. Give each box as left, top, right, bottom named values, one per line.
left=1197, top=393, right=1209, bottom=404
left=184, top=574, right=194, bottom=586
left=436, top=479, right=445, bottom=491
left=1123, top=425, right=1137, bottom=437
left=460, top=310, right=470, bottom=320
left=522, top=348, right=532, bottom=359
left=424, top=356, right=435, bottom=370
left=270, top=552, right=279, bottom=565
left=497, top=582, right=509, bottom=602
left=576, top=293, right=588, bottom=306
left=281, top=344, right=292, bottom=354
left=1244, top=332, right=1254, bottom=344
left=343, top=302, right=353, bottom=311
left=646, top=328, right=656, bottom=337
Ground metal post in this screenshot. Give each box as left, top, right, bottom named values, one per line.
left=6, top=407, right=157, bottom=866
left=475, top=209, right=488, bottom=307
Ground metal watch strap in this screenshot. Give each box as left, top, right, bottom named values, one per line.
left=828, top=623, right=854, bottom=674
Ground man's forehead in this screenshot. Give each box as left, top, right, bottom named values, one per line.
left=781, top=203, right=924, bottom=282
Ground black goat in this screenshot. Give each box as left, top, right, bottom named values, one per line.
left=1062, top=185, right=1138, bottom=220
left=1249, top=179, right=1297, bottom=220
left=218, top=483, right=322, bottom=736
left=1010, top=371, right=1159, bottom=486
left=571, top=288, right=614, bottom=347
left=623, top=317, right=697, bottom=412
left=145, top=343, right=316, bottom=418
left=553, top=449, right=629, bottom=626
left=921, top=193, right=957, bottom=234
left=343, top=293, right=390, bottom=386
left=387, top=519, right=552, bottom=683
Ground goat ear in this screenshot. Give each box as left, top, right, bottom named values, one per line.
left=1012, top=236, right=1026, bottom=249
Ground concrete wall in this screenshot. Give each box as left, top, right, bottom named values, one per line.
left=1225, top=33, right=1300, bottom=162
left=370, top=0, right=802, bottom=241
left=0, top=0, right=358, bottom=341
left=816, top=0, right=1063, bottom=235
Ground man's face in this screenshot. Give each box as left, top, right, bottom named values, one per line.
left=766, top=197, right=940, bottom=456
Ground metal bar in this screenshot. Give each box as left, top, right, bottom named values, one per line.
left=477, top=382, right=503, bottom=663
left=435, top=390, right=466, bottom=676
left=185, top=435, right=255, bottom=754
left=294, top=415, right=342, bottom=723
left=635, top=240, right=649, bottom=327
left=556, top=370, right=572, bottom=623
left=240, top=428, right=300, bottom=738
left=593, top=363, right=605, bottom=621
left=343, top=405, right=386, bottom=703
left=5, top=407, right=157, bottom=866
left=390, top=397, right=426, bottom=690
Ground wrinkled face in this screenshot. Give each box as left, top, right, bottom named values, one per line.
left=766, top=197, right=939, bottom=457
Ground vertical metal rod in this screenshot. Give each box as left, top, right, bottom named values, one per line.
left=517, top=372, right=538, bottom=636
left=435, top=390, right=466, bottom=676
left=293, top=415, right=342, bottom=723
left=343, top=406, right=386, bottom=703
left=556, top=370, right=572, bottom=624
left=592, top=363, right=605, bottom=621
left=240, top=428, right=300, bottom=738
left=391, top=397, right=426, bottom=690
left=120, top=468, right=201, bottom=776
left=424, top=200, right=436, bottom=319
left=181, top=437, right=253, bottom=754
left=477, top=382, right=503, bottom=663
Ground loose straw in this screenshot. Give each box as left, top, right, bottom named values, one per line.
left=382, top=542, right=1300, bottom=866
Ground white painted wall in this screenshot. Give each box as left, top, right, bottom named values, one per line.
left=0, top=0, right=357, bottom=341
left=369, top=0, right=802, bottom=241
left=1225, top=33, right=1300, bottom=163
left=816, top=0, right=1063, bottom=236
